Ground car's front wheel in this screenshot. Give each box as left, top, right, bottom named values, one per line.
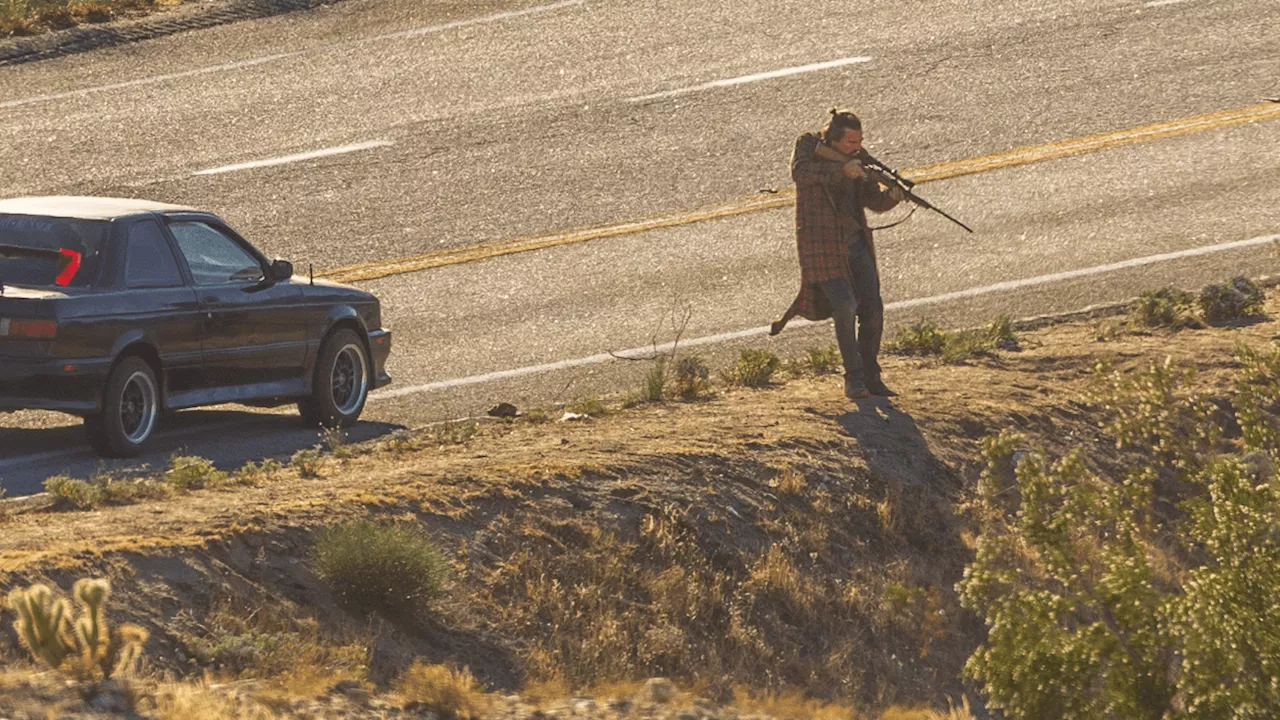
left=85, top=356, right=160, bottom=458
left=299, top=329, right=369, bottom=429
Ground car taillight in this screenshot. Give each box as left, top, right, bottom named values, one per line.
left=0, top=318, right=57, bottom=339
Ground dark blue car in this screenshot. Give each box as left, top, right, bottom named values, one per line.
left=0, top=197, right=392, bottom=457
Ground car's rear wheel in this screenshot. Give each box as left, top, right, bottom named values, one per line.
left=85, top=356, right=160, bottom=458
left=299, top=329, right=369, bottom=429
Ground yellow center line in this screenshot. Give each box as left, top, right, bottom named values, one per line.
left=321, top=102, right=1280, bottom=284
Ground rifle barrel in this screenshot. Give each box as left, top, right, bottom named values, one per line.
left=815, top=144, right=972, bottom=233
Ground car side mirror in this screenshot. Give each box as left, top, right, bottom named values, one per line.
left=271, top=259, right=294, bottom=281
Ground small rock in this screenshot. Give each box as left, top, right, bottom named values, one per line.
left=488, top=402, right=519, bottom=418
left=329, top=679, right=365, bottom=696
left=678, top=711, right=699, bottom=720
left=559, top=412, right=587, bottom=422
left=644, top=678, right=676, bottom=704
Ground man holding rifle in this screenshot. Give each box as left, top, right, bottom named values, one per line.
left=771, top=109, right=905, bottom=400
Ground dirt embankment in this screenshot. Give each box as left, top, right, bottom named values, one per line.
left=1, top=292, right=1275, bottom=717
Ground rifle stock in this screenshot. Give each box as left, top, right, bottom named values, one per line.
left=813, top=144, right=973, bottom=233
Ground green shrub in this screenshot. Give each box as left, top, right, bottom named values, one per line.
left=960, top=349, right=1280, bottom=718
left=673, top=356, right=712, bottom=400
left=232, top=458, right=284, bottom=485
left=1198, top=276, right=1265, bottom=324
left=290, top=447, right=326, bottom=478
left=165, top=455, right=228, bottom=490
left=311, top=519, right=450, bottom=616
left=565, top=396, right=608, bottom=417
left=641, top=358, right=668, bottom=402
left=938, top=329, right=990, bottom=364
left=890, top=317, right=1019, bottom=364
left=44, top=472, right=170, bottom=508
left=725, top=348, right=780, bottom=387
left=1131, top=287, right=1202, bottom=329
left=44, top=475, right=103, bottom=508
left=803, top=345, right=842, bottom=375
left=890, top=319, right=947, bottom=356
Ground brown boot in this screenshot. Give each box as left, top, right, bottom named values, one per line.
left=866, top=377, right=897, bottom=397
left=844, top=376, right=870, bottom=400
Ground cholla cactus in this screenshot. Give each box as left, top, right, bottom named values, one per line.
left=7, top=578, right=148, bottom=679
left=8, top=584, right=73, bottom=670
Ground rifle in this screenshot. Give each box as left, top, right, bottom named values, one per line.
left=814, top=144, right=974, bottom=234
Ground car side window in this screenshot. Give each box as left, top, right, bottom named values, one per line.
left=124, top=220, right=184, bottom=289
left=168, top=221, right=264, bottom=286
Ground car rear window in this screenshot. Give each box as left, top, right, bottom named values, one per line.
left=0, top=214, right=108, bottom=289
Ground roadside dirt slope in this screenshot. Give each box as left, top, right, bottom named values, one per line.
left=1, top=292, right=1275, bottom=715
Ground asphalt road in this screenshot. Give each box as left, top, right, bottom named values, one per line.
left=1, top=0, right=1277, bottom=495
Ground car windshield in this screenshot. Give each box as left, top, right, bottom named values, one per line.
left=0, top=214, right=107, bottom=289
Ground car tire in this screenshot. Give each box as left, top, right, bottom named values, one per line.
left=85, top=356, right=160, bottom=458
left=299, top=329, right=369, bottom=429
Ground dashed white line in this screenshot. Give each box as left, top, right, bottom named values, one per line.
left=1144, top=0, right=1193, bottom=6
left=369, top=232, right=1280, bottom=401
left=627, top=56, right=874, bottom=103
left=0, top=0, right=586, bottom=111
left=192, top=140, right=394, bottom=176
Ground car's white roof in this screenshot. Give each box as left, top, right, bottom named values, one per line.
left=0, top=196, right=198, bottom=220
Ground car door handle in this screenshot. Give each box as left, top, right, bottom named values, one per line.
left=201, top=297, right=221, bottom=307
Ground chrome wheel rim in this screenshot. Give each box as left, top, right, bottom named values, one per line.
left=121, top=371, right=158, bottom=444
left=331, top=344, right=368, bottom=416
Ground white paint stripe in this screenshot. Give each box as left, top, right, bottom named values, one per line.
left=626, top=56, right=874, bottom=103
left=0, top=54, right=297, bottom=111
left=368, top=0, right=585, bottom=42
left=369, top=232, right=1280, bottom=402
left=889, top=234, right=1279, bottom=310
left=1144, top=0, right=1193, bottom=7
left=192, top=140, right=393, bottom=176
left=0, top=0, right=584, bottom=111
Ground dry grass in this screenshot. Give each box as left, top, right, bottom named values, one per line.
left=881, top=697, right=976, bottom=719
left=151, top=679, right=282, bottom=720
left=731, top=688, right=859, bottom=720
left=173, top=600, right=370, bottom=690
left=395, top=662, right=489, bottom=718
left=464, top=478, right=967, bottom=707
left=0, top=0, right=178, bottom=37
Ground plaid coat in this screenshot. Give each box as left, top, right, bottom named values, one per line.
left=770, top=132, right=901, bottom=335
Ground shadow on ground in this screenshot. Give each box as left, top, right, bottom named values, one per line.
left=0, top=408, right=404, bottom=497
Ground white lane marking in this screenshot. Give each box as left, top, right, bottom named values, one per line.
left=0, top=54, right=297, bottom=111
left=891, top=233, right=1279, bottom=310
left=192, top=140, right=394, bottom=176
left=0, top=0, right=585, bottom=111
left=366, top=0, right=584, bottom=42
left=1144, top=0, right=1193, bottom=6
left=626, top=56, right=874, bottom=103
left=369, top=232, right=1280, bottom=401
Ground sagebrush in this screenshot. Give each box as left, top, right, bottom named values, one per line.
left=311, top=519, right=450, bottom=616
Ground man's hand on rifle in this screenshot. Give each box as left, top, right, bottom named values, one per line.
left=887, top=184, right=906, bottom=203
left=842, top=160, right=867, bottom=180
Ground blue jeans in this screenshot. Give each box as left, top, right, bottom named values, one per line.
left=821, top=239, right=883, bottom=382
